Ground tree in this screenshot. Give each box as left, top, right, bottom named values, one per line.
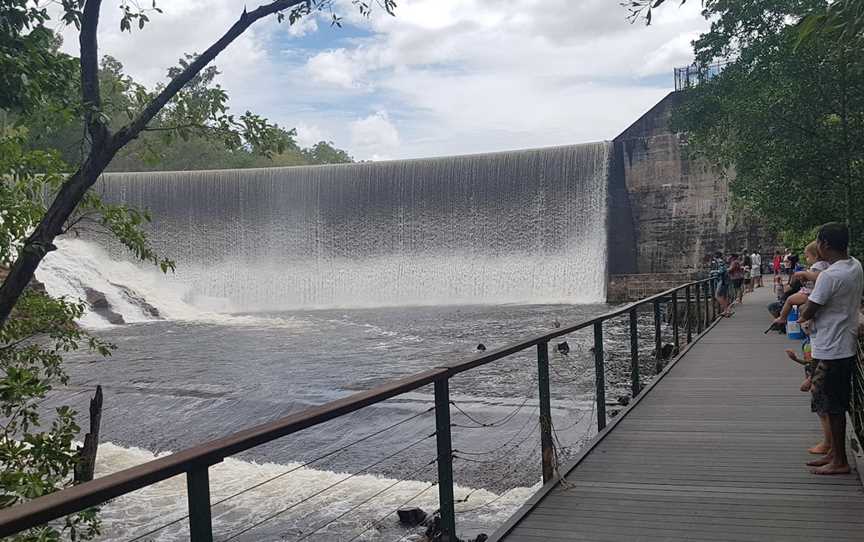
left=0, top=2, right=389, bottom=539
left=626, top=0, right=864, bottom=252
left=0, top=0, right=394, bottom=326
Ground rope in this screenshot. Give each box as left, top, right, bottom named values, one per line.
left=448, top=372, right=538, bottom=429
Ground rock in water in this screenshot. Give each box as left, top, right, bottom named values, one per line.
left=556, top=341, right=570, bottom=355
left=397, top=507, right=427, bottom=526
left=83, top=287, right=125, bottom=325
left=114, top=283, right=161, bottom=318
left=476, top=343, right=486, bottom=352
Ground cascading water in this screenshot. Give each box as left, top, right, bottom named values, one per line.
left=66, top=142, right=611, bottom=313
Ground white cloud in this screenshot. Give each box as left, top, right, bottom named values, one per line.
left=50, top=0, right=711, bottom=161
left=306, top=49, right=362, bottom=88
left=294, top=121, right=328, bottom=148
left=350, top=111, right=400, bottom=160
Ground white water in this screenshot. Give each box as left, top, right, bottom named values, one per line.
left=92, top=143, right=610, bottom=312
left=95, top=442, right=537, bottom=541
left=37, top=240, right=309, bottom=329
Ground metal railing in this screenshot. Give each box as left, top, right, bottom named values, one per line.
left=674, top=62, right=728, bottom=91
left=0, top=278, right=720, bottom=542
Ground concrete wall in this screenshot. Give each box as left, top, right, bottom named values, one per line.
left=608, top=91, right=772, bottom=276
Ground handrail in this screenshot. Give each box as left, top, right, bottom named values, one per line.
left=0, top=278, right=715, bottom=540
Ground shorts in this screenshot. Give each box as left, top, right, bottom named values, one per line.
left=732, top=278, right=744, bottom=288
left=810, top=357, right=855, bottom=416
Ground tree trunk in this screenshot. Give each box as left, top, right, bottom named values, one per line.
left=74, top=385, right=103, bottom=484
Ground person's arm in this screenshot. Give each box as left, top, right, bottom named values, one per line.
left=793, top=270, right=820, bottom=283
left=800, top=272, right=835, bottom=321
left=799, top=300, right=823, bottom=322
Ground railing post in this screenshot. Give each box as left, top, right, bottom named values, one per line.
left=629, top=309, right=640, bottom=397
left=187, top=466, right=213, bottom=542
left=685, top=285, right=693, bottom=344
left=434, top=378, right=456, bottom=542
left=695, top=282, right=703, bottom=334
left=536, top=342, right=554, bottom=484
left=593, top=322, right=607, bottom=431
left=653, top=300, right=662, bottom=374
left=671, top=290, right=680, bottom=351
left=704, top=282, right=709, bottom=324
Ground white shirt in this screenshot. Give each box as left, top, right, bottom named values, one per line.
left=751, top=253, right=762, bottom=275
left=808, top=257, right=864, bottom=360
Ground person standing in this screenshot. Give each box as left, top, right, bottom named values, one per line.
left=799, top=223, right=864, bottom=475
left=728, top=253, right=745, bottom=304
left=710, top=251, right=732, bottom=317
left=751, top=250, right=763, bottom=288
left=773, top=250, right=783, bottom=276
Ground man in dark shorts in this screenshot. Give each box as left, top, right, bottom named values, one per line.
left=799, top=223, right=864, bottom=475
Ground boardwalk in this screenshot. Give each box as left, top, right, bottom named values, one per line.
left=495, top=286, right=864, bottom=541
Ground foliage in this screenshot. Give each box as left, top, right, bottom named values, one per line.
left=627, top=0, right=864, bottom=254
left=0, top=289, right=111, bottom=542
left=797, top=0, right=864, bottom=48
left=1, top=1, right=381, bottom=539
left=23, top=55, right=354, bottom=172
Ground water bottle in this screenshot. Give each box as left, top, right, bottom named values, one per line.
left=787, top=306, right=803, bottom=340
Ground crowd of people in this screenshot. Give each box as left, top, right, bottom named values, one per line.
left=707, top=247, right=766, bottom=317
left=711, top=223, right=864, bottom=475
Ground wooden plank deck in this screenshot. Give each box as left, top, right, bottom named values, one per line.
left=495, top=285, right=864, bottom=541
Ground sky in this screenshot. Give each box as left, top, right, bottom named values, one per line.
left=59, top=0, right=709, bottom=161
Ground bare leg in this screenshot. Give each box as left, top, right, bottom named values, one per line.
left=773, top=292, right=810, bottom=325
left=813, top=414, right=850, bottom=474
left=808, top=415, right=831, bottom=454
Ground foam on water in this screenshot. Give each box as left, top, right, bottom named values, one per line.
left=95, top=442, right=537, bottom=541
left=36, top=240, right=308, bottom=329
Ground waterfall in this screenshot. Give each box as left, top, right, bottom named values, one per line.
left=66, top=142, right=610, bottom=313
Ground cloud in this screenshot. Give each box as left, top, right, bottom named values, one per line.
left=294, top=121, right=328, bottom=147
left=306, top=49, right=362, bottom=88
left=350, top=111, right=400, bottom=160
left=50, top=0, right=710, bottom=161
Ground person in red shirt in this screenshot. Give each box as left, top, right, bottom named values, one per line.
left=773, top=250, right=782, bottom=275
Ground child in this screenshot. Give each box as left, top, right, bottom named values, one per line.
left=772, top=241, right=829, bottom=326
left=743, top=255, right=753, bottom=294
left=785, top=322, right=831, bottom=455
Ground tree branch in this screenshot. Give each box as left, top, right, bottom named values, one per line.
left=80, top=0, right=108, bottom=147
left=113, top=0, right=307, bottom=149
left=0, top=0, right=312, bottom=327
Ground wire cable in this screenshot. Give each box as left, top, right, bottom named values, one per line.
left=291, top=459, right=437, bottom=542
left=219, top=434, right=436, bottom=542
left=343, top=481, right=438, bottom=542
left=126, top=407, right=434, bottom=542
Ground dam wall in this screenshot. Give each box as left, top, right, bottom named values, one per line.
left=608, top=92, right=772, bottom=276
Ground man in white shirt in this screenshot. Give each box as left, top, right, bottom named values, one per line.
left=800, top=222, right=864, bottom=475
left=751, top=250, right=762, bottom=288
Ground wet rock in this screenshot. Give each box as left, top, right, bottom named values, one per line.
left=113, top=283, right=160, bottom=318
left=476, top=343, right=486, bottom=352
left=660, top=343, right=676, bottom=360
left=617, top=395, right=631, bottom=407
left=397, top=507, right=427, bottom=526
left=556, top=341, right=570, bottom=355
left=83, top=287, right=125, bottom=325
